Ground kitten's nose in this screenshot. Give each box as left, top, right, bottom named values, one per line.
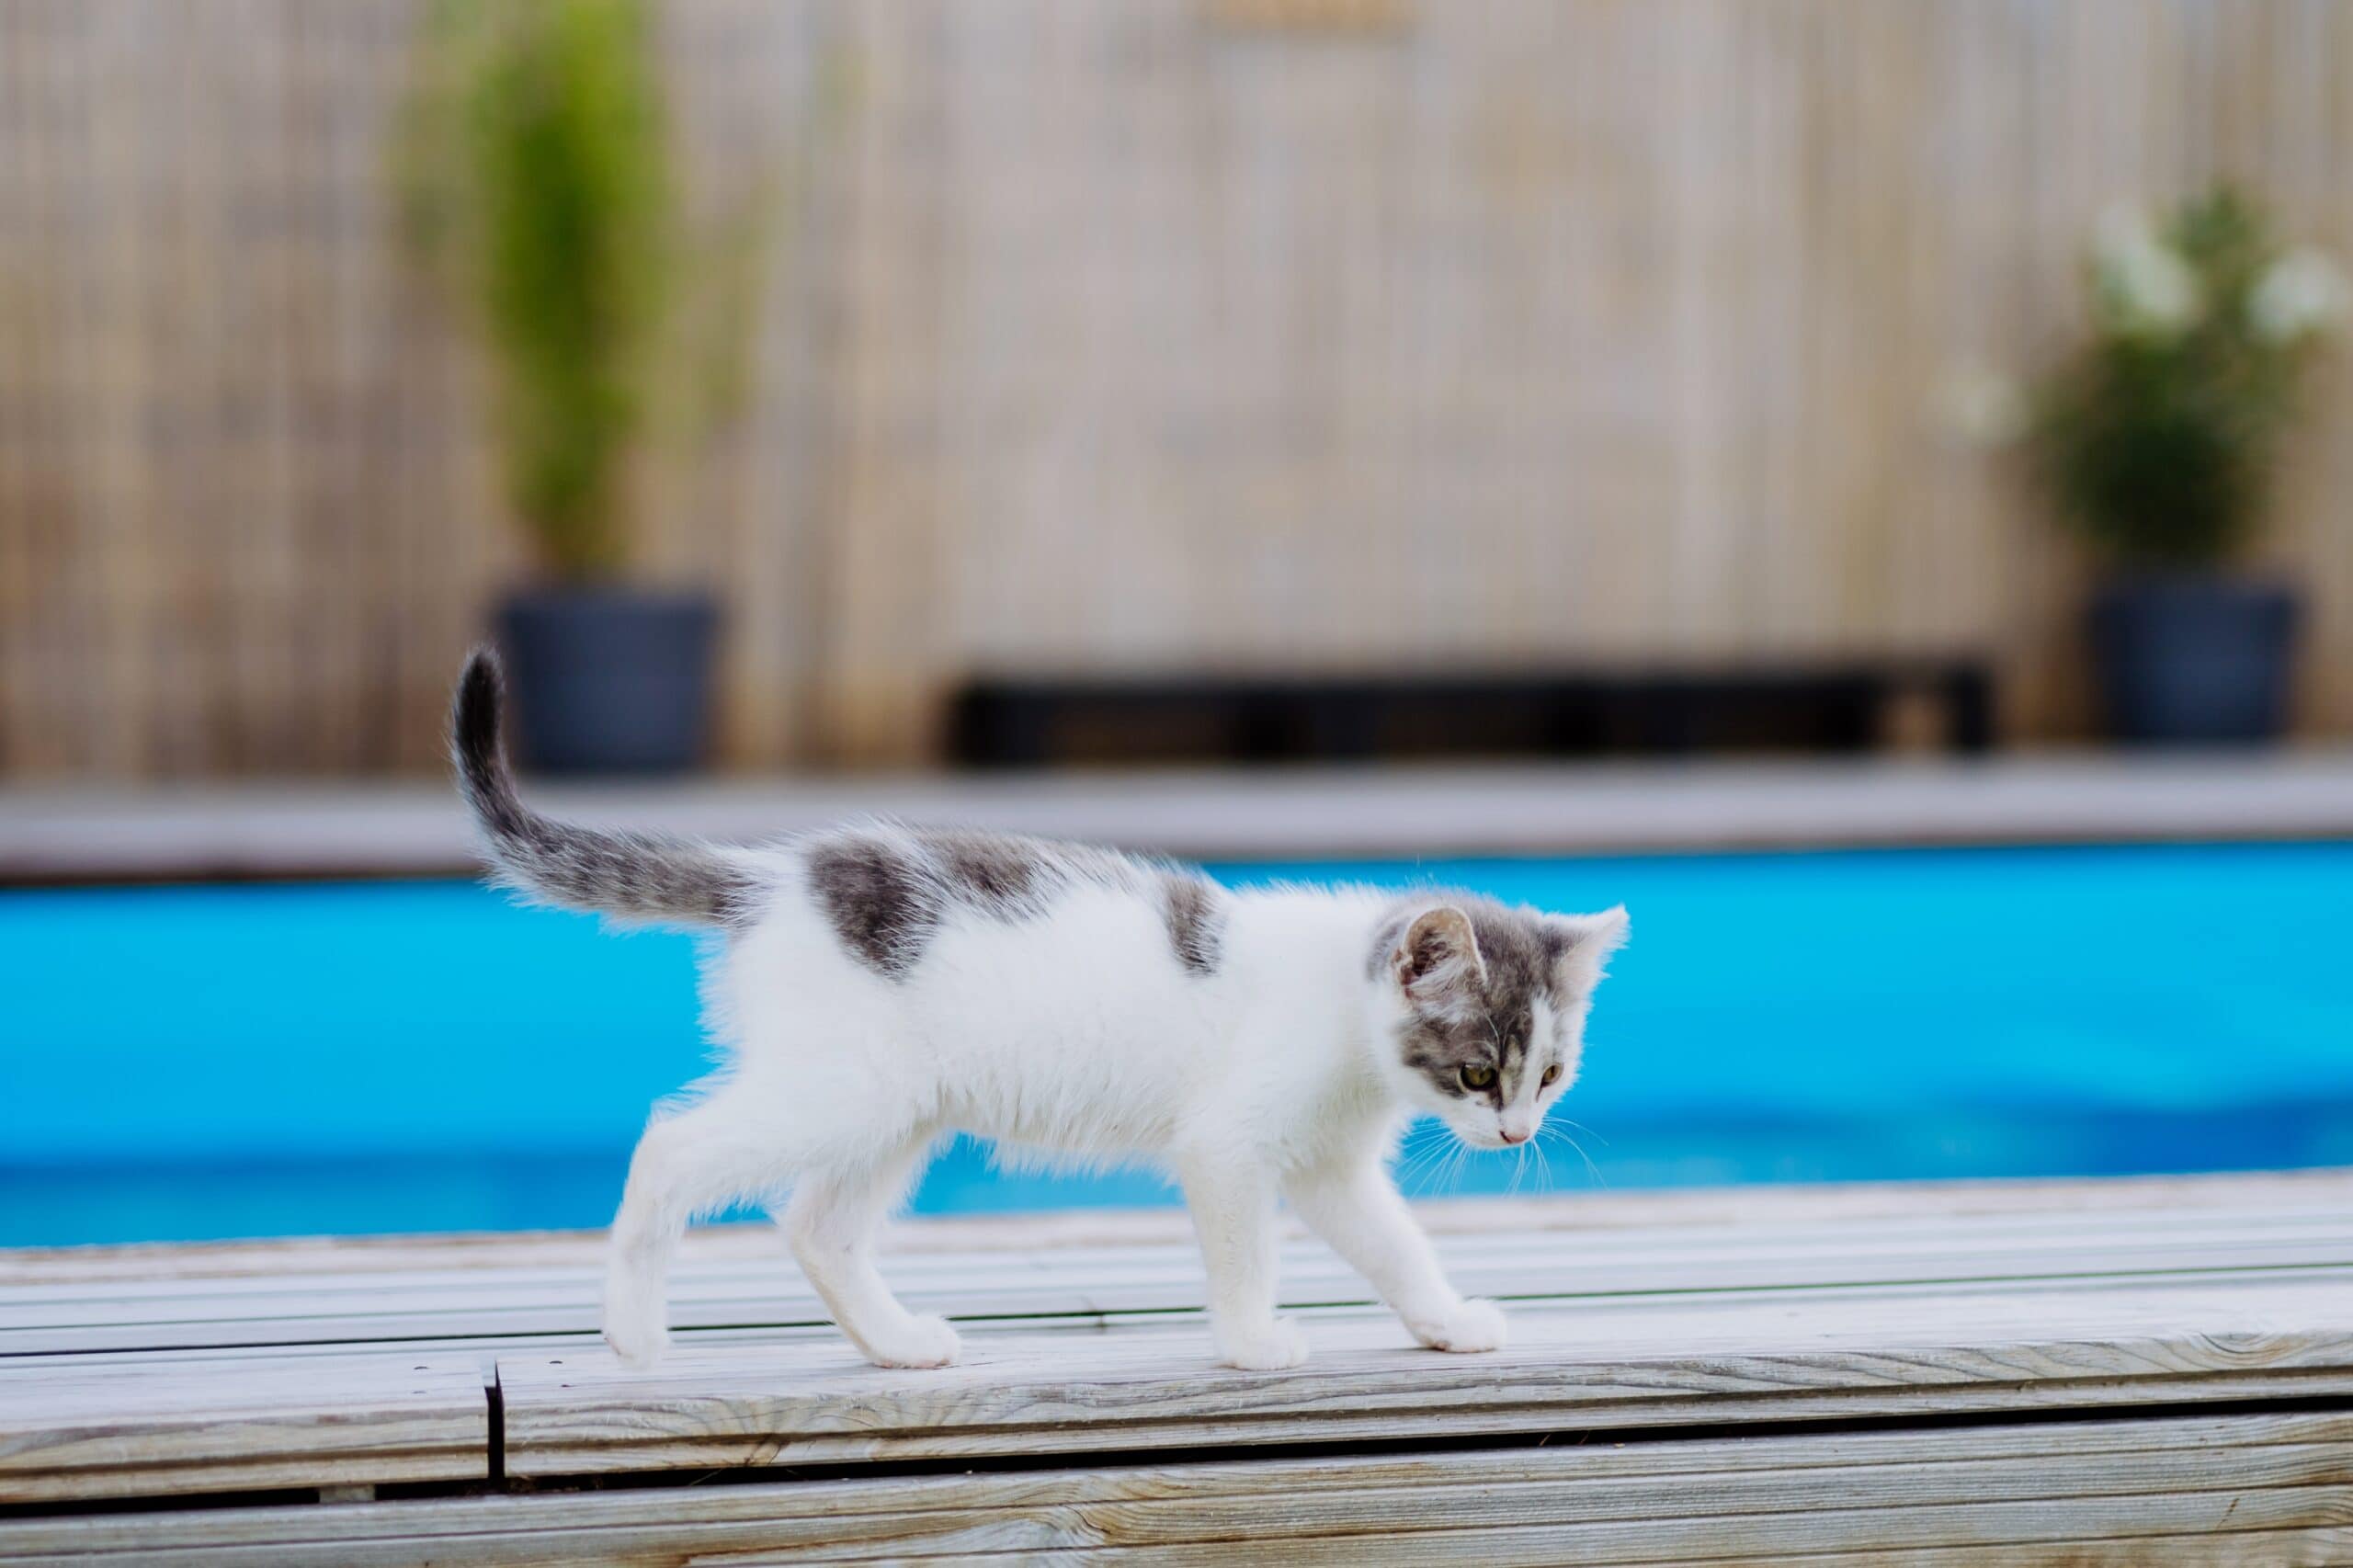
left=1499, top=1127, right=1530, bottom=1145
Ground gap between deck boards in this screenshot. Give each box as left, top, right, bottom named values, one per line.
left=9, top=1406, right=2353, bottom=1566
left=12, top=1381, right=2353, bottom=1523
left=483, top=1389, right=2353, bottom=1497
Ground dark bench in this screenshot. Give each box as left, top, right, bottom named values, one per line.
left=949, top=662, right=1994, bottom=767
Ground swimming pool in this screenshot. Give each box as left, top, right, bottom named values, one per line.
left=5, top=841, right=2348, bottom=1246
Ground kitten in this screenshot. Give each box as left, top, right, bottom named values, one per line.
left=451, top=651, right=1627, bottom=1371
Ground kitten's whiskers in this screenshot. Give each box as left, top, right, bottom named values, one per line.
left=1538, top=1119, right=1607, bottom=1187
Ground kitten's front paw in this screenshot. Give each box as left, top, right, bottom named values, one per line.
left=1215, top=1317, right=1310, bottom=1371
left=1411, top=1297, right=1507, bottom=1354
left=859, top=1312, right=962, bottom=1369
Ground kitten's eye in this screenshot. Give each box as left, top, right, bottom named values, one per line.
left=1541, top=1063, right=1563, bottom=1087
left=1460, top=1064, right=1496, bottom=1091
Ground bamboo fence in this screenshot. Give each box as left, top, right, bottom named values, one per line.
left=2, top=0, right=2347, bottom=774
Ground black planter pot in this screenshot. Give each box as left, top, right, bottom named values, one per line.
left=495, top=587, right=720, bottom=775
left=2087, top=574, right=2299, bottom=745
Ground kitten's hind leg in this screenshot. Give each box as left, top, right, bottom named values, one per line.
left=603, top=1086, right=788, bottom=1368
left=778, top=1136, right=958, bottom=1369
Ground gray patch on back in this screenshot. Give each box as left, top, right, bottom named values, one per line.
left=807, top=836, right=938, bottom=978
left=921, top=829, right=1049, bottom=915
left=1161, top=872, right=1225, bottom=976
left=809, top=827, right=1205, bottom=981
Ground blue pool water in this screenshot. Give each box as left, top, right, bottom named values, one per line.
left=4, top=842, right=2349, bottom=1247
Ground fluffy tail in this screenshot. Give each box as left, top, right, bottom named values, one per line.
left=450, top=649, right=759, bottom=926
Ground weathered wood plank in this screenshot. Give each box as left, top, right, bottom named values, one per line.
left=771, top=1514, right=2353, bottom=1567
left=21, top=1195, right=2353, bottom=1308
left=5, top=1411, right=2349, bottom=1565
left=28, top=1204, right=2353, bottom=1316
left=13, top=1170, right=2347, bottom=1286
left=1630, top=1538, right=2353, bottom=1568
left=0, top=1353, right=489, bottom=1504
left=12, top=1195, right=2352, bottom=1357
left=496, top=1274, right=2353, bottom=1476
left=9, top=1172, right=2353, bottom=1527
left=13, top=1244, right=2350, bottom=1358
left=54, top=1531, right=2351, bottom=1567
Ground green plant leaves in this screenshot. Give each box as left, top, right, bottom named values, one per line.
left=2032, top=186, right=2335, bottom=570
left=400, top=0, right=779, bottom=583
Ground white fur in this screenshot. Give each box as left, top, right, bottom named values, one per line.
left=598, top=844, right=1626, bottom=1372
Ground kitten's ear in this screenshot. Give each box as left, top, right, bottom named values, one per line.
left=1391, top=904, right=1487, bottom=1008
left=1550, top=905, right=1630, bottom=984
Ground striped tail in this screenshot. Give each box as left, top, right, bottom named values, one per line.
left=449, top=649, right=760, bottom=927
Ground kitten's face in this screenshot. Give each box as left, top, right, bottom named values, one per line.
left=1372, top=899, right=1627, bottom=1152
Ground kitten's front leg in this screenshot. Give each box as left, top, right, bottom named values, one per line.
left=1285, top=1154, right=1506, bottom=1354
left=1177, top=1156, right=1308, bottom=1369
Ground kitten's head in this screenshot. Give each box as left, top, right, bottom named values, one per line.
left=1369, top=895, right=1628, bottom=1151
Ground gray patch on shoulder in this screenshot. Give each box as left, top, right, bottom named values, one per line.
left=1161, top=872, right=1225, bottom=976
left=807, top=835, right=938, bottom=978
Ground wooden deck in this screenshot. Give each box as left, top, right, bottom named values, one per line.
left=6, top=1171, right=2353, bottom=1564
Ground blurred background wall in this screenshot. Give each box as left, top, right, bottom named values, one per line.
left=3, top=0, right=2349, bottom=777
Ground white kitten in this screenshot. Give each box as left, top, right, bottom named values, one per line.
left=453, top=652, right=1627, bottom=1371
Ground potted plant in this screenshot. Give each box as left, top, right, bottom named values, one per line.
left=403, top=0, right=752, bottom=773
left=2030, top=187, right=2346, bottom=744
